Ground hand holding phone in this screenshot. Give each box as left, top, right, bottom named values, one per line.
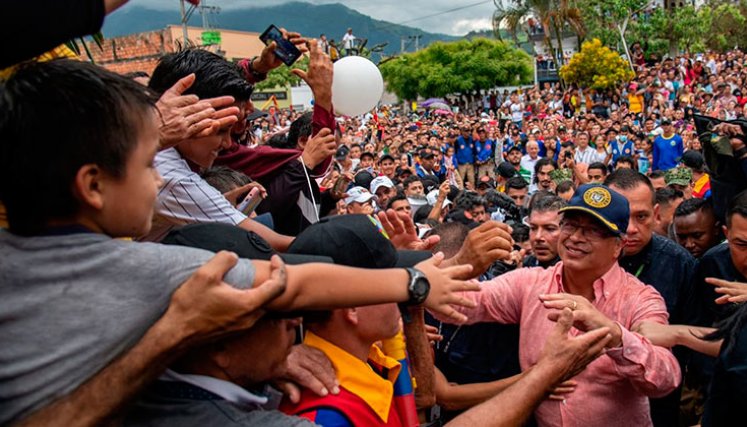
left=259, top=24, right=302, bottom=67
left=237, top=187, right=262, bottom=216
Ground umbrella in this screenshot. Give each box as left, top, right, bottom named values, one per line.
left=433, top=109, right=453, bottom=116
left=427, top=102, right=451, bottom=111
left=420, top=98, right=447, bottom=107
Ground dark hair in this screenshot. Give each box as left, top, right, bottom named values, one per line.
left=201, top=166, right=251, bottom=194
left=455, top=192, right=486, bottom=211
left=604, top=169, right=655, bottom=205
left=414, top=204, right=433, bottom=223
left=149, top=48, right=253, bottom=101
left=512, top=223, right=530, bottom=243
left=655, top=187, right=684, bottom=206
left=403, top=175, right=423, bottom=190
left=428, top=222, right=470, bottom=258
left=267, top=133, right=290, bottom=149
left=505, top=175, right=529, bottom=191
left=529, top=193, right=567, bottom=214
left=587, top=162, right=608, bottom=175
left=387, top=193, right=409, bottom=210
left=649, top=170, right=666, bottom=180
left=0, top=59, right=158, bottom=235
left=615, top=155, right=638, bottom=170
left=123, top=70, right=150, bottom=79
left=674, top=197, right=714, bottom=219
left=726, top=189, right=747, bottom=227
left=555, top=180, right=576, bottom=195
left=533, top=158, right=557, bottom=183
left=287, top=112, right=313, bottom=148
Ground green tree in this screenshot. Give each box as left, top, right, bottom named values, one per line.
left=560, top=38, right=635, bottom=89
left=380, top=38, right=532, bottom=101
left=492, top=0, right=585, bottom=66
left=254, top=56, right=309, bottom=90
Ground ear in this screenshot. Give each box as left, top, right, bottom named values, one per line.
left=653, top=202, right=661, bottom=220
left=723, top=224, right=729, bottom=238
left=297, top=135, right=309, bottom=150
left=73, top=164, right=105, bottom=211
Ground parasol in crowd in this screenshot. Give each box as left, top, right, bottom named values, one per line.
left=433, top=109, right=453, bottom=116
left=419, top=98, right=448, bottom=108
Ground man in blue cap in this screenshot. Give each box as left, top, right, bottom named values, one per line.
left=433, top=184, right=680, bottom=427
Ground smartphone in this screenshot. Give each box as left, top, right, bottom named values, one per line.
left=259, top=24, right=302, bottom=66
left=237, top=187, right=262, bottom=216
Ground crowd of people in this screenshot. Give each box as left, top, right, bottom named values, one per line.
left=3, top=1, right=747, bottom=427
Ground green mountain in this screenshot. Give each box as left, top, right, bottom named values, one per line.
left=102, top=2, right=460, bottom=56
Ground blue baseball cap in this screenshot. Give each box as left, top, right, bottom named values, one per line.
left=558, top=184, right=630, bottom=236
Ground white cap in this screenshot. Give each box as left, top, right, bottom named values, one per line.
left=370, top=176, right=394, bottom=194
left=344, top=186, right=376, bottom=206
left=426, top=189, right=452, bottom=208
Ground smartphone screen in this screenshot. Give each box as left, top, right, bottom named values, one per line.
left=259, top=25, right=301, bottom=66
left=237, top=187, right=262, bottom=216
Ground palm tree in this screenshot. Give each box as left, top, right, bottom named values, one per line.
left=493, top=0, right=585, bottom=66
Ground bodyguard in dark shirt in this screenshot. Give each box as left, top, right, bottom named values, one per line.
left=606, top=170, right=695, bottom=427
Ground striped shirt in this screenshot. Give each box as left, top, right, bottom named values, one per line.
left=574, top=145, right=599, bottom=165
left=140, top=148, right=247, bottom=242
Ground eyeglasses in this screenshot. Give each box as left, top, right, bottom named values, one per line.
left=559, top=220, right=614, bottom=241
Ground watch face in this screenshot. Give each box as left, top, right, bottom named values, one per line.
left=412, top=276, right=430, bottom=302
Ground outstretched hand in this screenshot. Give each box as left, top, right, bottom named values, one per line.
left=291, top=39, right=333, bottom=112
left=446, top=221, right=513, bottom=278
left=377, top=209, right=440, bottom=251
left=708, top=277, right=747, bottom=304
left=416, top=252, right=478, bottom=323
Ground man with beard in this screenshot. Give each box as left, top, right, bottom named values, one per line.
left=529, top=158, right=557, bottom=195
left=506, top=146, right=532, bottom=184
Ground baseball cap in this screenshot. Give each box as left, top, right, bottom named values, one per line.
left=681, top=150, right=706, bottom=171
left=360, top=151, right=375, bottom=161
left=665, top=166, right=693, bottom=186
left=353, top=169, right=375, bottom=190
left=661, top=118, right=672, bottom=125
left=496, top=162, right=517, bottom=179
left=559, top=184, right=630, bottom=236
left=246, top=110, right=269, bottom=122
left=507, top=146, right=522, bottom=154
left=344, top=186, right=376, bottom=206
left=420, top=151, right=435, bottom=160
left=370, top=176, right=394, bottom=194
left=162, top=223, right=331, bottom=265
left=335, top=144, right=350, bottom=161
left=378, top=154, right=395, bottom=164
left=421, top=175, right=440, bottom=193
left=288, top=215, right=431, bottom=268
left=477, top=175, right=495, bottom=188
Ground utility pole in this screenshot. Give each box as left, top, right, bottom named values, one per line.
left=401, top=36, right=406, bottom=53
left=415, top=34, right=420, bottom=52
left=180, top=0, right=189, bottom=45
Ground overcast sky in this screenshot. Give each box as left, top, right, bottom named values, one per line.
left=125, top=0, right=496, bottom=35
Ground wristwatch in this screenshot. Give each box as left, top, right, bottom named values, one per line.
left=245, top=56, right=268, bottom=83
left=403, top=267, right=430, bottom=306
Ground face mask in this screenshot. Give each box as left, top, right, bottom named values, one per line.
left=618, top=135, right=628, bottom=143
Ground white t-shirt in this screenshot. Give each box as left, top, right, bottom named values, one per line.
left=342, top=33, right=356, bottom=49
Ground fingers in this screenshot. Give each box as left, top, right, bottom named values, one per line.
left=197, top=251, right=239, bottom=283
left=163, top=73, right=196, bottom=97
left=287, top=344, right=340, bottom=397
left=205, top=95, right=236, bottom=109
left=291, top=68, right=308, bottom=83
left=553, top=307, right=574, bottom=335
left=274, top=380, right=301, bottom=404
left=420, top=235, right=441, bottom=251
left=706, top=277, right=734, bottom=287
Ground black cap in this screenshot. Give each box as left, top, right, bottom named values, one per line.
left=681, top=150, right=706, bottom=171
left=496, top=162, right=517, bottom=178
left=162, top=223, right=332, bottom=264
left=360, top=151, right=375, bottom=160
left=378, top=153, right=395, bottom=163
left=661, top=118, right=672, bottom=125
left=620, top=125, right=630, bottom=133
left=421, top=175, right=440, bottom=193
left=354, top=169, right=375, bottom=190
left=246, top=110, right=269, bottom=122
left=420, top=151, right=435, bottom=160
left=288, top=215, right=431, bottom=268
left=335, top=144, right=350, bottom=161
left=507, top=145, right=522, bottom=154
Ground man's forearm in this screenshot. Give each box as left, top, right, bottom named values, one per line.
left=403, top=307, right=436, bottom=408
left=16, top=312, right=187, bottom=427
left=446, top=363, right=559, bottom=427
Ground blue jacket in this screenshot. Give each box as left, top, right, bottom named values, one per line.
left=475, top=138, right=494, bottom=163
left=455, top=135, right=475, bottom=165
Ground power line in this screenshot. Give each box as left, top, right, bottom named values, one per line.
left=396, top=0, right=493, bottom=25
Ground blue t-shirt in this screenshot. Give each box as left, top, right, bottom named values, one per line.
left=455, top=135, right=475, bottom=164
left=653, top=133, right=684, bottom=171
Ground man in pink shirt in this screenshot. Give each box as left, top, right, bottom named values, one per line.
left=434, top=184, right=681, bottom=427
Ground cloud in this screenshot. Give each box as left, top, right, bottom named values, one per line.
left=125, top=0, right=497, bottom=35
left=451, top=18, right=492, bottom=35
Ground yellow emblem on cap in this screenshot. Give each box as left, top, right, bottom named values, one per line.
left=583, top=187, right=612, bottom=208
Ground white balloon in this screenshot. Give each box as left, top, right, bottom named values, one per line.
left=331, top=56, right=384, bottom=117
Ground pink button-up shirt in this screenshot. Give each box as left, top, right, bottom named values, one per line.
left=434, top=262, right=681, bottom=427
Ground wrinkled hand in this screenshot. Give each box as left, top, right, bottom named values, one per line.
left=449, top=221, right=514, bottom=278
left=632, top=321, right=677, bottom=348
left=254, top=28, right=308, bottom=74
left=156, top=74, right=239, bottom=150
left=708, top=277, right=747, bottom=305
left=167, top=252, right=286, bottom=345
left=538, top=308, right=611, bottom=383
left=291, top=39, right=333, bottom=112
left=301, top=128, right=337, bottom=169
left=437, top=180, right=450, bottom=199
left=548, top=380, right=578, bottom=401
left=541, top=293, right=622, bottom=348
left=275, top=344, right=340, bottom=403
left=377, top=209, right=440, bottom=251
left=416, top=252, right=479, bottom=323
left=222, top=182, right=268, bottom=206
